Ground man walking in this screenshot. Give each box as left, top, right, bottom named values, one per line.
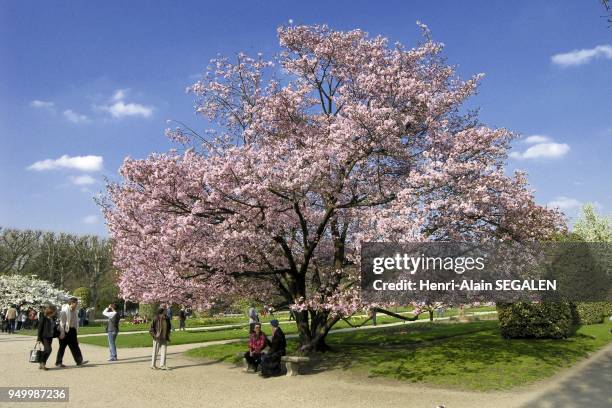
left=103, top=303, right=120, bottom=361
left=5, top=304, right=17, bottom=334
left=56, top=297, right=87, bottom=367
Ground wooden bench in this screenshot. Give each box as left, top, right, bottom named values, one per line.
left=281, top=356, right=310, bottom=376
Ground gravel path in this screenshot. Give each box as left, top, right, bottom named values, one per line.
left=0, top=331, right=610, bottom=408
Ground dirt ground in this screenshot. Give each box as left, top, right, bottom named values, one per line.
left=0, top=332, right=610, bottom=408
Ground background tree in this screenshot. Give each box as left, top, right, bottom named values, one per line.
left=73, top=287, right=92, bottom=309
left=103, top=24, right=563, bottom=351
left=573, top=204, right=612, bottom=243
left=0, top=274, right=71, bottom=309
left=0, top=227, right=118, bottom=316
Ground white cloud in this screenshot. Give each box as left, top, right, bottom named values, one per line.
left=551, top=44, right=612, bottom=67
left=548, top=196, right=582, bottom=211
left=101, top=101, right=153, bottom=118
left=63, top=109, right=89, bottom=124
left=27, top=155, right=103, bottom=172
left=523, top=135, right=550, bottom=144
left=83, top=215, right=98, bottom=224
left=112, top=89, right=128, bottom=101
left=30, top=100, right=55, bottom=109
left=98, top=89, right=153, bottom=119
left=511, top=135, right=569, bottom=160
left=69, top=175, right=96, bottom=185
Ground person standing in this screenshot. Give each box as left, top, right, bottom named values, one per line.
left=16, top=309, right=26, bottom=331
left=36, top=305, right=57, bottom=370
left=5, top=305, right=17, bottom=334
left=165, top=305, right=174, bottom=332
left=247, top=304, right=259, bottom=333
left=178, top=307, right=187, bottom=331
left=150, top=307, right=171, bottom=370
left=78, top=307, right=85, bottom=327
left=1, top=308, right=6, bottom=333
left=55, top=297, right=86, bottom=367
left=103, top=303, right=120, bottom=361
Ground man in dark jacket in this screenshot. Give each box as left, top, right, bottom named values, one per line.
left=150, top=307, right=171, bottom=370
left=260, top=319, right=286, bottom=377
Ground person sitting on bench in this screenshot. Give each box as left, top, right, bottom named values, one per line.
left=260, top=319, right=286, bottom=377
left=244, top=322, right=267, bottom=372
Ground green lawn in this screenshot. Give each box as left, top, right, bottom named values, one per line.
left=76, top=307, right=496, bottom=348
left=16, top=312, right=295, bottom=336
left=186, top=320, right=612, bottom=392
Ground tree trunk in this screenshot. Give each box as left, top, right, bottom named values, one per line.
left=293, top=310, right=335, bottom=353
left=429, top=310, right=434, bottom=321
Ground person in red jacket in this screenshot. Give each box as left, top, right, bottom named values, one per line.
left=244, top=323, right=267, bottom=372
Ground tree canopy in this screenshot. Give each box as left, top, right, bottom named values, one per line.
left=103, top=24, right=563, bottom=350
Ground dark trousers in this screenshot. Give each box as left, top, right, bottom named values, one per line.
left=244, top=351, right=262, bottom=370
left=56, top=328, right=83, bottom=365
left=260, top=352, right=283, bottom=376
left=8, top=319, right=15, bottom=333
left=41, top=337, right=53, bottom=365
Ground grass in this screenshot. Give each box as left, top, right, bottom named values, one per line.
left=186, top=320, right=612, bottom=392
left=75, top=306, right=496, bottom=348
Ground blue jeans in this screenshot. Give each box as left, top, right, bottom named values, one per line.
left=107, top=332, right=118, bottom=360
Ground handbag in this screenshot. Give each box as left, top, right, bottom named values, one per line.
left=29, top=342, right=43, bottom=363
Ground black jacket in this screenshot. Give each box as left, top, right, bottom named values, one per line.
left=266, top=327, right=286, bottom=356
left=149, top=316, right=171, bottom=341
left=37, top=316, right=55, bottom=341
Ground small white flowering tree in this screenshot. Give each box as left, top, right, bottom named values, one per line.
left=0, top=274, right=72, bottom=309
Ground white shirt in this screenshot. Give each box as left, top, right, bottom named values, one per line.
left=102, top=309, right=117, bottom=319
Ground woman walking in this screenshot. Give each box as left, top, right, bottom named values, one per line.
left=36, top=305, right=56, bottom=370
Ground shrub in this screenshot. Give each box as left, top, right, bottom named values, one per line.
left=574, top=302, right=612, bottom=325
left=72, top=287, right=91, bottom=308
left=496, top=302, right=574, bottom=339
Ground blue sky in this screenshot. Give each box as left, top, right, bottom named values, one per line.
left=1, top=1, right=610, bottom=236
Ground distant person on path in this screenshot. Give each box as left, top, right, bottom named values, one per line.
left=165, top=306, right=174, bottom=332
left=28, top=308, right=38, bottom=330
left=150, top=307, right=171, bottom=370
left=243, top=322, right=267, bottom=372
left=16, top=309, right=26, bottom=331
left=1, top=308, right=7, bottom=332
left=78, top=307, right=86, bottom=327
left=260, top=319, right=286, bottom=378
left=178, top=307, right=187, bottom=331
left=248, top=304, right=259, bottom=333
left=103, top=303, right=120, bottom=361
left=36, top=305, right=57, bottom=370
left=5, top=305, right=17, bottom=334
left=56, top=297, right=86, bottom=367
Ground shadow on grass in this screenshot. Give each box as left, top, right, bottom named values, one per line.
left=184, top=321, right=611, bottom=391
left=300, top=322, right=610, bottom=391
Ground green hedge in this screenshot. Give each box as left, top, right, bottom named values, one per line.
left=496, top=302, right=574, bottom=339
left=574, top=302, right=612, bottom=325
